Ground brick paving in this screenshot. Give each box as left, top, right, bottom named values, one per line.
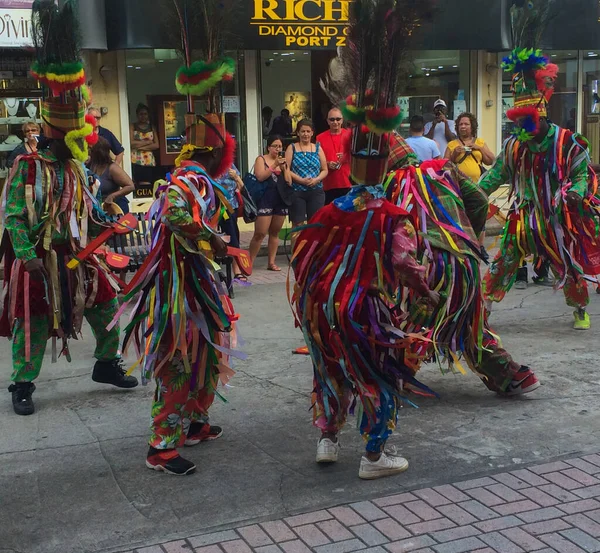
left=117, top=454, right=600, bottom=553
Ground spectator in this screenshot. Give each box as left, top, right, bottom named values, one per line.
left=7, top=121, right=39, bottom=167
left=445, top=112, right=495, bottom=182
left=316, top=107, right=351, bottom=204
left=271, top=109, right=293, bottom=137
left=248, top=135, right=292, bottom=272
left=424, top=98, right=456, bottom=154
left=405, top=115, right=441, bottom=162
left=262, top=106, right=274, bottom=137
left=87, top=137, right=134, bottom=214
left=217, top=164, right=244, bottom=279
left=129, top=103, right=159, bottom=191
left=88, top=107, right=124, bottom=166
left=285, top=119, right=328, bottom=228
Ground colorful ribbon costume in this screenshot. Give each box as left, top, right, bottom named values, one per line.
left=385, top=146, right=526, bottom=392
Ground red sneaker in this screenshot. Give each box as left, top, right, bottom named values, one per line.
left=184, top=423, right=223, bottom=446
left=146, top=447, right=196, bottom=475
left=503, top=367, right=541, bottom=396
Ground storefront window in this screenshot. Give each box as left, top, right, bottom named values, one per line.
left=398, top=50, right=471, bottom=137
left=260, top=50, right=313, bottom=148
left=0, top=50, right=40, bottom=188
left=582, top=51, right=600, bottom=165
left=501, top=51, right=578, bottom=143
left=124, top=48, right=246, bottom=183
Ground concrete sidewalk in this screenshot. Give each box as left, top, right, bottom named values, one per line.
left=1, top=270, right=600, bottom=553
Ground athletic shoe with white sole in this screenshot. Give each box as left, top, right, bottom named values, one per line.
left=316, top=438, right=340, bottom=463
left=514, top=280, right=527, bottom=290
left=184, top=423, right=223, bottom=446
left=502, top=366, right=541, bottom=396
left=145, top=447, right=196, bottom=475
left=358, top=446, right=409, bottom=480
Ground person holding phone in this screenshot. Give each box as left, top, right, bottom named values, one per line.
left=316, top=107, right=351, bottom=204
left=424, top=98, right=456, bottom=154
left=7, top=121, right=40, bottom=167
left=248, top=134, right=292, bottom=271
left=445, top=112, right=495, bottom=181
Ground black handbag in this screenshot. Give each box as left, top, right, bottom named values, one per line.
left=240, top=185, right=258, bottom=223
left=276, top=175, right=295, bottom=206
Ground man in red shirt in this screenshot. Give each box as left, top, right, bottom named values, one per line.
left=317, top=107, right=352, bottom=204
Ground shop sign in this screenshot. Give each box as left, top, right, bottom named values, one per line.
left=248, top=0, right=352, bottom=49
left=0, top=8, right=33, bottom=47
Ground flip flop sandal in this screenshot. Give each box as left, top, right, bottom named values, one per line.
left=267, top=264, right=282, bottom=272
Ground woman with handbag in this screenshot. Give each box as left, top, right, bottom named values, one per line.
left=217, top=164, right=245, bottom=279
left=248, top=135, right=293, bottom=271
left=444, top=113, right=495, bottom=182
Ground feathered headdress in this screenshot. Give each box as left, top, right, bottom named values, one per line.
left=320, top=0, right=435, bottom=186
left=502, top=0, right=558, bottom=141
left=167, top=0, right=239, bottom=176
left=30, top=0, right=97, bottom=162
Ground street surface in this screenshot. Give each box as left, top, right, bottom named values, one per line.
left=2, top=254, right=600, bottom=553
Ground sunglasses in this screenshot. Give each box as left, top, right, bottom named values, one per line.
left=329, top=117, right=342, bottom=122
left=93, top=116, right=101, bottom=120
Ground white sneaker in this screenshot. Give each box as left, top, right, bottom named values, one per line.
left=316, top=438, right=340, bottom=463
left=359, top=446, right=409, bottom=479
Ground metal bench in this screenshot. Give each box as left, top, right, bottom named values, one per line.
left=107, top=213, right=235, bottom=298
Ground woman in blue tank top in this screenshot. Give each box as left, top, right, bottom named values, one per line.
left=285, top=119, right=328, bottom=226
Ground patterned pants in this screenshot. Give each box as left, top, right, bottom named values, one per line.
left=11, top=298, right=120, bottom=382
left=313, top=377, right=399, bottom=454
left=149, top=352, right=218, bottom=450
left=465, top=329, right=520, bottom=392
left=484, top=241, right=589, bottom=308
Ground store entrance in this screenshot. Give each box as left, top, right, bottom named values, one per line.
left=259, top=49, right=335, bottom=148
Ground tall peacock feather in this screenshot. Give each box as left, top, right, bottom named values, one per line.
left=166, top=0, right=240, bottom=174
left=502, top=0, right=559, bottom=141
left=30, top=0, right=97, bottom=161
left=320, top=0, right=435, bottom=186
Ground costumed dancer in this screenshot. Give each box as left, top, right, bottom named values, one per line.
left=0, top=0, right=138, bottom=416
left=290, top=0, right=442, bottom=480
left=118, top=0, right=241, bottom=476
left=482, top=0, right=600, bottom=330
left=384, top=133, right=539, bottom=395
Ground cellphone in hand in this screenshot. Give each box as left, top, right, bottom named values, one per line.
left=463, top=146, right=472, bottom=153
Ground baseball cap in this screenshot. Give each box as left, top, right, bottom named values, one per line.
left=433, top=99, right=447, bottom=108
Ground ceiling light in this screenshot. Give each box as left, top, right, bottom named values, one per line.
left=425, top=73, right=430, bottom=76
left=438, top=66, right=443, bottom=69
left=158, top=60, right=164, bottom=63
left=431, top=68, right=437, bottom=71
left=291, top=59, right=296, bottom=62
left=303, top=52, right=309, bottom=55
left=273, top=52, right=279, bottom=55
left=127, top=65, right=133, bottom=68
left=551, top=54, right=557, bottom=57
left=453, top=65, right=458, bottom=68
left=135, top=66, right=141, bottom=70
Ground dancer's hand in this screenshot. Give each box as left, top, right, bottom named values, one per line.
left=24, top=258, right=48, bottom=281
left=566, top=191, right=583, bottom=208
left=210, top=234, right=228, bottom=257
left=426, top=290, right=441, bottom=306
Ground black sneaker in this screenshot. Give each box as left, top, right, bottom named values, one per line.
left=146, top=446, right=196, bottom=475
left=92, top=358, right=138, bottom=388
left=8, top=382, right=35, bottom=416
